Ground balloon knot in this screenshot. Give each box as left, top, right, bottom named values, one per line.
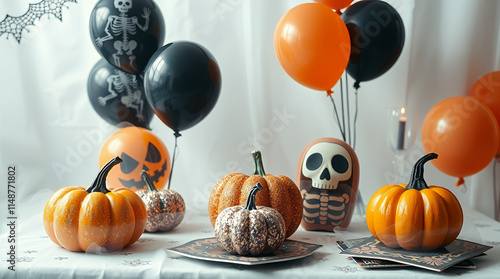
left=326, top=89, right=334, bottom=97
left=353, top=81, right=360, bottom=90
left=174, top=131, right=182, bottom=138
left=455, top=177, right=465, bottom=187
left=334, top=9, right=342, bottom=15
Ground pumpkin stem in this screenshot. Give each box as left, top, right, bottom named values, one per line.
left=405, top=153, right=438, bottom=191
left=87, top=156, right=122, bottom=194
left=142, top=170, right=165, bottom=210
left=244, top=183, right=263, bottom=211
left=251, top=150, right=266, bottom=177
left=141, top=170, right=158, bottom=193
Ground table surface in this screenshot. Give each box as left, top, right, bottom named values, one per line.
left=1, top=206, right=499, bottom=279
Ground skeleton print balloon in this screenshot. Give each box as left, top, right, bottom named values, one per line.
left=88, top=59, right=153, bottom=128
left=296, top=137, right=359, bottom=231
left=89, top=0, right=165, bottom=74
left=99, top=126, right=170, bottom=191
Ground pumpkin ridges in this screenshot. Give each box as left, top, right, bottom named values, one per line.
left=260, top=206, right=286, bottom=252
left=276, top=174, right=303, bottom=238
left=208, top=173, right=244, bottom=226
left=395, top=189, right=424, bottom=251
left=264, top=175, right=292, bottom=237
left=248, top=210, right=266, bottom=255
left=115, top=188, right=147, bottom=244
left=215, top=206, right=239, bottom=254
left=366, top=184, right=398, bottom=238
left=429, top=186, right=463, bottom=246
left=240, top=175, right=270, bottom=206
left=374, top=186, right=406, bottom=248
left=106, top=192, right=136, bottom=251
left=421, top=189, right=449, bottom=250
left=218, top=174, right=249, bottom=218
left=44, top=186, right=85, bottom=247
left=78, top=192, right=112, bottom=252
left=232, top=209, right=251, bottom=255
left=52, top=189, right=88, bottom=251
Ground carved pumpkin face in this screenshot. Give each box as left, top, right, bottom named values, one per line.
left=99, top=127, right=170, bottom=191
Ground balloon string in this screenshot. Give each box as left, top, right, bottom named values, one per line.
left=330, top=95, right=346, bottom=142
left=494, top=157, right=499, bottom=221
left=353, top=88, right=359, bottom=150
left=346, top=74, right=352, bottom=146
left=167, top=132, right=181, bottom=190
left=340, top=77, right=346, bottom=144
left=461, top=181, right=467, bottom=193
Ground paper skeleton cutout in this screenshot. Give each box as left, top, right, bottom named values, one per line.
left=95, top=0, right=151, bottom=70
left=296, top=137, right=359, bottom=232
left=98, top=69, right=145, bottom=121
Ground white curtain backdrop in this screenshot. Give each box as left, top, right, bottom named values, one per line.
left=1, top=0, right=499, bottom=236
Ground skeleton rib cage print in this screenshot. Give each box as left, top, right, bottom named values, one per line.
left=297, top=138, right=360, bottom=232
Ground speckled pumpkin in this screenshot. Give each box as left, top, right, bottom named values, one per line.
left=136, top=171, right=185, bottom=232
left=209, top=150, right=302, bottom=238
left=215, top=183, right=286, bottom=256
left=43, top=157, right=147, bottom=253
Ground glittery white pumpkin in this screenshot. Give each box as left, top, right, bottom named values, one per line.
left=214, top=183, right=286, bottom=256
left=136, top=171, right=185, bottom=232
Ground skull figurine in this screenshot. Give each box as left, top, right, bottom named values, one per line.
left=296, top=137, right=359, bottom=232
left=114, top=0, right=132, bottom=13
left=302, top=142, right=352, bottom=190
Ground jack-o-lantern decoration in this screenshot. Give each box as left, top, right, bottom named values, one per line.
left=296, top=137, right=359, bottom=231
left=99, top=127, right=170, bottom=191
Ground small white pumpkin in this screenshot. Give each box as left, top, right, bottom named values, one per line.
left=136, top=171, right=185, bottom=232
left=214, top=183, right=286, bottom=256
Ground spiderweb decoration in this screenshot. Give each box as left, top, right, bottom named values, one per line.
left=0, top=0, right=77, bottom=43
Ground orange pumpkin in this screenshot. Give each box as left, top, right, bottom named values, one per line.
left=99, top=126, right=170, bottom=191
left=43, top=157, right=147, bottom=253
left=366, top=153, right=463, bottom=251
left=209, top=150, right=302, bottom=238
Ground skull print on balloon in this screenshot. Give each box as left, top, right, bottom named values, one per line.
left=296, top=137, right=359, bottom=232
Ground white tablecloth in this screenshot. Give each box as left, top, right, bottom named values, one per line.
left=1, top=206, right=500, bottom=279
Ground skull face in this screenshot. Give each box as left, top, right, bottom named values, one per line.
left=302, top=142, right=352, bottom=190
left=114, top=0, right=132, bottom=13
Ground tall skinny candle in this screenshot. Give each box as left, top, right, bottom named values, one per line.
left=397, top=115, right=407, bottom=150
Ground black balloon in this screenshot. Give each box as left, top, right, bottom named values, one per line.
left=89, top=0, right=165, bottom=74
left=341, top=0, right=405, bottom=88
left=144, top=41, right=222, bottom=133
left=87, top=59, right=154, bottom=129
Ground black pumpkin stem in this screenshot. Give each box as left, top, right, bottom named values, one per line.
left=405, top=153, right=438, bottom=191
left=252, top=150, right=266, bottom=177
left=244, top=183, right=263, bottom=211
left=141, top=170, right=158, bottom=193
left=87, top=156, right=122, bottom=194
left=142, top=170, right=165, bottom=210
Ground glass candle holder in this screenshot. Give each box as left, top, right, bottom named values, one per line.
left=386, top=107, right=418, bottom=152
left=386, top=107, right=418, bottom=183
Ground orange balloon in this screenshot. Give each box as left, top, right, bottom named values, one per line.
left=274, top=3, right=351, bottom=92
left=314, top=0, right=354, bottom=11
left=99, top=127, right=171, bottom=191
left=421, top=96, right=499, bottom=185
left=468, top=70, right=500, bottom=155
